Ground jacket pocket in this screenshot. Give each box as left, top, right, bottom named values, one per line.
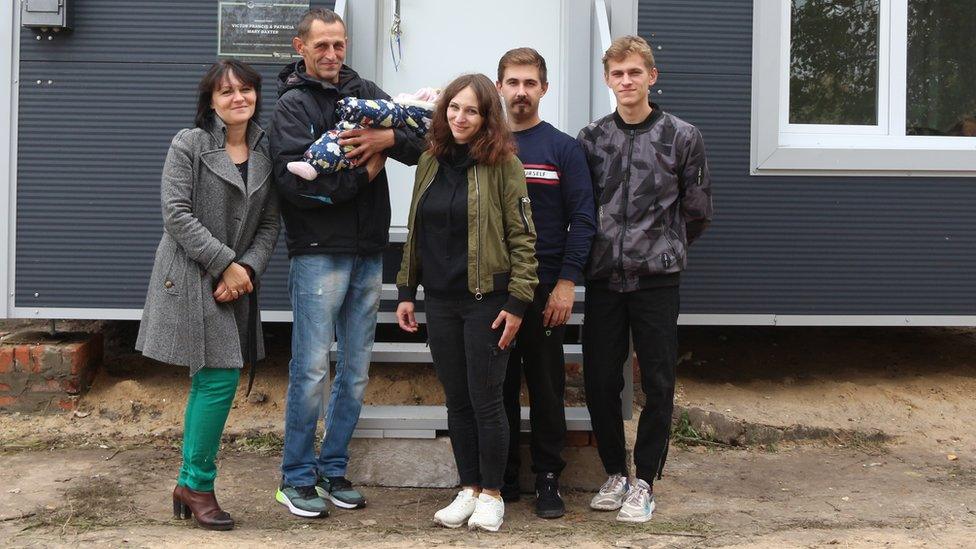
left=661, top=227, right=684, bottom=270
left=162, top=247, right=185, bottom=296
left=518, top=197, right=532, bottom=233
left=486, top=343, right=510, bottom=388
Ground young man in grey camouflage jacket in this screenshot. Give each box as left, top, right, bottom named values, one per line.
left=577, top=35, right=713, bottom=523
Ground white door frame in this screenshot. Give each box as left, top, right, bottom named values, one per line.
left=1, top=1, right=19, bottom=319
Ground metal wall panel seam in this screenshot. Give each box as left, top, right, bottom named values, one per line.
left=15, top=306, right=976, bottom=328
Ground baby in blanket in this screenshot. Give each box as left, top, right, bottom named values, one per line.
left=287, top=87, right=440, bottom=181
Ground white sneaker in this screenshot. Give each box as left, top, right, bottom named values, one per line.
left=467, top=493, right=505, bottom=532
left=590, top=474, right=630, bottom=510
left=433, top=488, right=478, bottom=528
left=616, top=479, right=655, bottom=523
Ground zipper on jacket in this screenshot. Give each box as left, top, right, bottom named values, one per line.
left=474, top=167, right=483, bottom=300
left=407, top=169, right=438, bottom=288
left=619, top=130, right=636, bottom=277
left=518, top=197, right=531, bottom=233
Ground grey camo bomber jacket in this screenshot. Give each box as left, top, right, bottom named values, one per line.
left=577, top=105, right=713, bottom=292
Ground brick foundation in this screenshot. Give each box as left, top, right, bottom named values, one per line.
left=0, top=331, right=102, bottom=413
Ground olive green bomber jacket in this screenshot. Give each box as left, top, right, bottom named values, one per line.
left=396, top=151, right=538, bottom=315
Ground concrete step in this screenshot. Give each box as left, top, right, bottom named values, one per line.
left=331, top=342, right=583, bottom=364
left=356, top=404, right=592, bottom=437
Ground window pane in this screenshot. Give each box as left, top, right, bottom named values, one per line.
left=906, top=1, right=976, bottom=136
left=789, top=0, right=879, bottom=125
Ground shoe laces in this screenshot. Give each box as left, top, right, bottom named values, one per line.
left=328, top=476, right=352, bottom=491
left=296, top=485, right=318, bottom=499
left=624, top=484, right=649, bottom=507
left=537, top=477, right=560, bottom=498
left=599, top=474, right=627, bottom=495
left=476, top=494, right=503, bottom=512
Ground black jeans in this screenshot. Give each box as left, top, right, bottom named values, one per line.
left=503, top=283, right=567, bottom=480
left=582, top=284, right=679, bottom=484
left=426, top=292, right=511, bottom=490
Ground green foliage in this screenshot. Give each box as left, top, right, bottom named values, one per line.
left=789, top=0, right=879, bottom=125
left=906, top=0, right=976, bottom=135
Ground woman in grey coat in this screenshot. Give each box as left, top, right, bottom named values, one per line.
left=136, top=59, right=279, bottom=531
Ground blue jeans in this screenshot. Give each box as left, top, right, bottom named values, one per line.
left=281, top=253, right=381, bottom=487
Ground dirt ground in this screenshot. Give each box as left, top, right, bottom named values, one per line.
left=1, top=322, right=975, bottom=547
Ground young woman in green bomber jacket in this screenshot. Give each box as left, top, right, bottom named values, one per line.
left=396, top=74, right=538, bottom=533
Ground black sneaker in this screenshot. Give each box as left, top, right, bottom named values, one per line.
left=316, top=475, right=366, bottom=509
left=534, top=472, right=565, bottom=519
left=501, top=476, right=521, bottom=503
left=276, top=483, right=330, bottom=518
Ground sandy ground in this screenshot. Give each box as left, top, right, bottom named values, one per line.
left=1, top=322, right=975, bottom=546
left=0, top=441, right=973, bottom=547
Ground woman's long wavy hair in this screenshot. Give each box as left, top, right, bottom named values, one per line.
left=427, top=73, right=515, bottom=165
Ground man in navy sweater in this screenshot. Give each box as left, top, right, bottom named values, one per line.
left=495, top=48, right=596, bottom=519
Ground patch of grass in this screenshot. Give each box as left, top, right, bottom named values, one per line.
left=832, top=430, right=890, bottom=456
left=0, top=437, right=48, bottom=453
left=671, top=411, right=730, bottom=448
left=233, top=431, right=284, bottom=455
left=21, top=477, right=156, bottom=535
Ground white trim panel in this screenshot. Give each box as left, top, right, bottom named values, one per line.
left=11, top=307, right=976, bottom=327
left=1, top=1, right=17, bottom=318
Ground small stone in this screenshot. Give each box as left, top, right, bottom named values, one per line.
left=948, top=454, right=958, bottom=461
left=98, top=408, right=121, bottom=421
left=73, top=410, right=90, bottom=418
left=7, top=489, right=21, bottom=494
left=841, top=496, right=850, bottom=501
left=247, top=391, right=268, bottom=404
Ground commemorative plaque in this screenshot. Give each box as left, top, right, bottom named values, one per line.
left=218, top=1, right=310, bottom=60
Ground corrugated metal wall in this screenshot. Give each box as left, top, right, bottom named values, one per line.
left=16, top=0, right=334, bottom=311
left=639, top=0, right=976, bottom=315
left=14, top=0, right=976, bottom=317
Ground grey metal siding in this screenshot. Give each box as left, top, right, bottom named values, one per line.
left=15, top=0, right=335, bottom=311
left=15, top=0, right=976, bottom=317
left=639, top=0, right=976, bottom=315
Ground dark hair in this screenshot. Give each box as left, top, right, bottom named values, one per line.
left=428, top=74, right=515, bottom=166
left=194, top=59, right=263, bottom=129
left=296, top=8, right=345, bottom=39
left=497, top=47, right=548, bottom=84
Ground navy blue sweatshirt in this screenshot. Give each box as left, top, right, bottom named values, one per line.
left=513, top=121, right=596, bottom=285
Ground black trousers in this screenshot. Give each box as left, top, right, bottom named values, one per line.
left=503, top=283, right=568, bottom=481
left=582, top=284, right=679, bottom=484
left=426, top=292, right=511, bottom=490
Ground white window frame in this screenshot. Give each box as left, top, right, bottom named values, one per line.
left=751, top=0, right=976, bottom=177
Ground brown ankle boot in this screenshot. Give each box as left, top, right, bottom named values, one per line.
left=173, top=485, right=235, bottom=531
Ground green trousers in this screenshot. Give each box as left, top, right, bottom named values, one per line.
left=177, top=367, right=240, bottom=492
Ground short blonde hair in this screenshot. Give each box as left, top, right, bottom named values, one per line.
left=602, top=35, right=656, bottom=73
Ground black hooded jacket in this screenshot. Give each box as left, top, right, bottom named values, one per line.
left=269, top=62, right=424, bottom=256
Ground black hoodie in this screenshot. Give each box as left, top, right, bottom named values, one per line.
left=269, top=61, right=424, bottom=256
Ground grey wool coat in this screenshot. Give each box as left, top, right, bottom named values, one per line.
left=136, top=118, right=280, bottom=376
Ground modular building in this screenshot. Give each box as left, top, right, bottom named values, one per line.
left=3, top=0, right=973, bottom=327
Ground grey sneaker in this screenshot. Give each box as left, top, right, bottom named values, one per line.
left=590, top=474, right=629, bottom=511
left=276, top=483, right=329, bottom=518
left=616, top=479, right=655, bottom=523
left=316, top=476, right=366, bottom=509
